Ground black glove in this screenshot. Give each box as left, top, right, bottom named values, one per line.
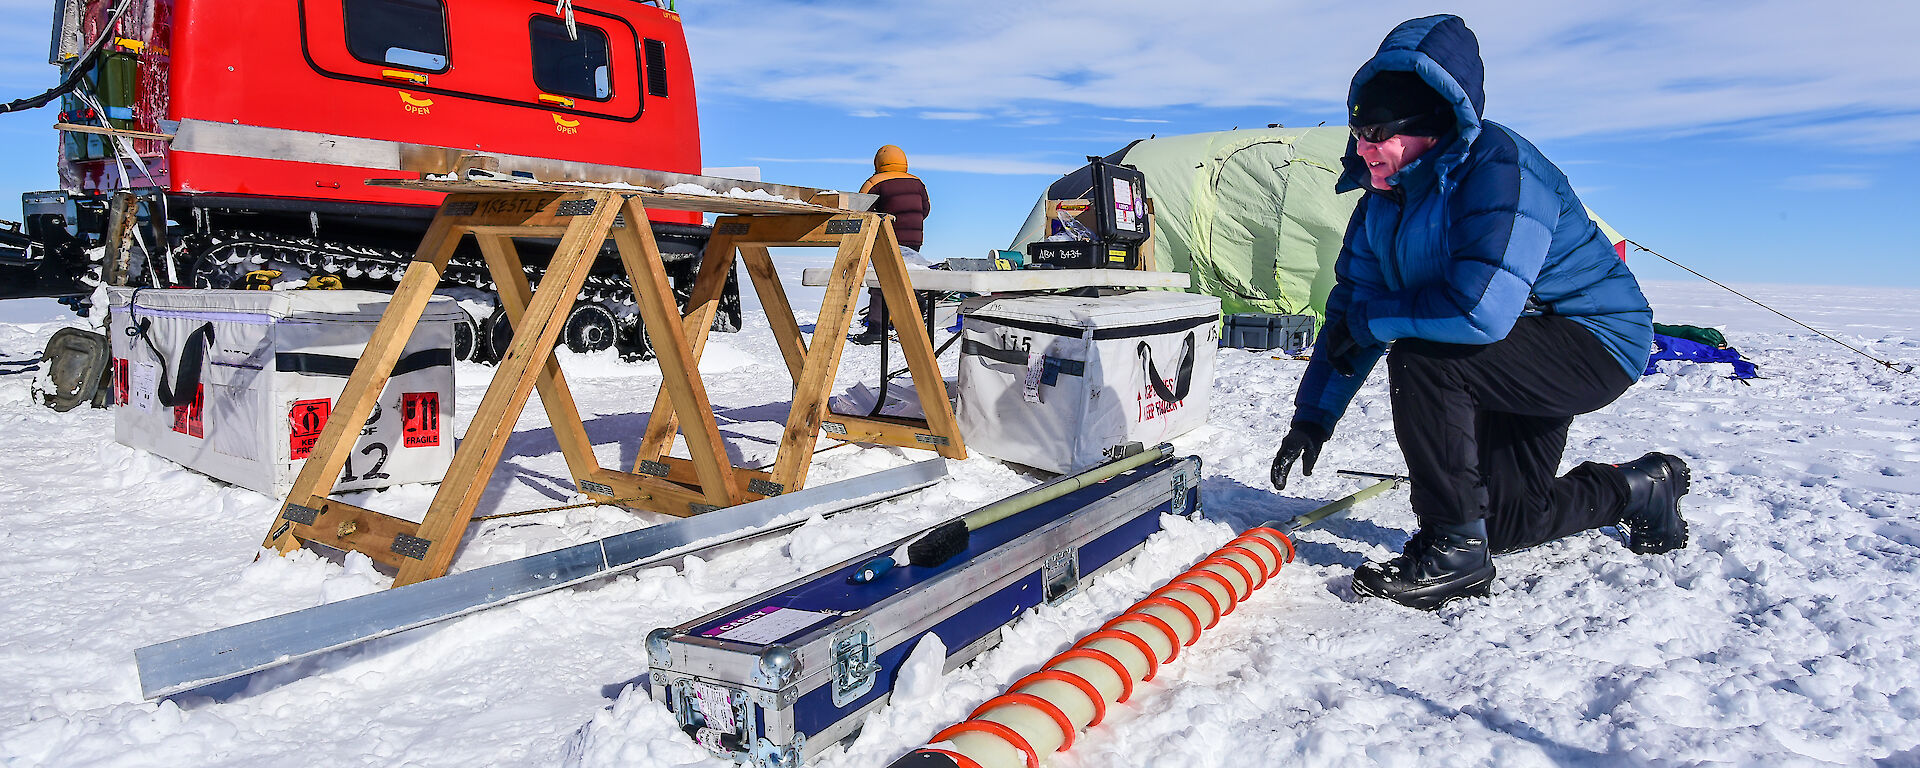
left=1270, top=421, right=1330, bottom=491
left=1318, top=318, right=1362, bottom=377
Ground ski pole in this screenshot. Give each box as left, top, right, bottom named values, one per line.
left=1271, top=470, right=1409, bottom=533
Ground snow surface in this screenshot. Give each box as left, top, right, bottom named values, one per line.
left=2, top=270, right=1918, bottom=767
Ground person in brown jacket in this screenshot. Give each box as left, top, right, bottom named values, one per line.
left=851, top=145, right=931, bottom=345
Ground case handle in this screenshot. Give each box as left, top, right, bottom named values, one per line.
left=1138, top=332, right=1195, bottom=405
left=133, top=318, right=214, bottom=408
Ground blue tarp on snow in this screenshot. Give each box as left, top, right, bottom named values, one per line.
left=1645, top=334, right=1758, bottom=379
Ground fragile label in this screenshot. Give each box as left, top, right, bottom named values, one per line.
left=401, top=392, right=440, bottom=447
left=701, top=606, right=832, bottom=645
left=171, top=384, right=204, bottom=438
left=690, top=683, right=739, bottom=732
left=289, top=398, right=332, bottom=460
left=1022, top=350, right=1045, bottom=404
left=112, top=359, right=128, bottom=406
left=128, top=361, right=157, bottom=413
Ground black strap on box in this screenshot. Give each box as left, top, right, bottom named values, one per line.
left=1139, top=331, right=1196, bottom=404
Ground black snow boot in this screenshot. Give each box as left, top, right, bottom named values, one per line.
left=1352, top=519, right=1495, bottom=610
left=1615, top=452, right=1690, bottom=554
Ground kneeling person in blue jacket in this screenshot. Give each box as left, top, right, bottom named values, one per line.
left=1269, top=15, right=1691, bottom=610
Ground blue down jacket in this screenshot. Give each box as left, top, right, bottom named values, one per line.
left=1293, top=14, right=1654, bottom=434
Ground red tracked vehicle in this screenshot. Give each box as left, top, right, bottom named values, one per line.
left=0, top=0, right=753, bottom=358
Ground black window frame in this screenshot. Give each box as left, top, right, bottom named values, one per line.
left=342, top=0, right=452, bottom=74
left=529, top=15, right=614, bottom=102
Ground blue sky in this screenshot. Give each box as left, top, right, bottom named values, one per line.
left=2, top=1, right=1917, bottom=287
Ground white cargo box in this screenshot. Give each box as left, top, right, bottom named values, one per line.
left=106, top=289, right=463, bottom=498
left=956, top=291, right=1220, bottom=473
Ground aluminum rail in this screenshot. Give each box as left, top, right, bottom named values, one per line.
left=135, top=458, right=946, bottom=699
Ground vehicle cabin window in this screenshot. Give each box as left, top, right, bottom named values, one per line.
left=343, top=0, right=449, bottom=72
left=530, top=17, right=612, bottom=101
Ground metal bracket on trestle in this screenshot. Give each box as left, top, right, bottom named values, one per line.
left=553, top=199, right=598, bottom=216
left=748, top=479, right=785, bottom=497
left=637, top=460, right=670, bottom=477
left=578, top=479, right=616, bottom=497
left=282, top=503, right=320, bottom=526
left=824, top=219, right=862, bottom=235
left=390, top=534, right=431, bottom=560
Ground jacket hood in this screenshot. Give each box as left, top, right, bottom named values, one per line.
left=874, top=144, right=909, bottom=173
left=1338, top=15, right=1486, bottom=193
left=861, top=145, right=920, bottom=193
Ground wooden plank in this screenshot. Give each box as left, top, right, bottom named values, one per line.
left=475, top=234, right=603, bottom=484
left=819, top=413, right=954, bottom=451
left=434, top=192, right=569, bottom=228
left=865, top=218, right=968, bottom=459
left=650, top=456, right=778, bottom=500
left=767, top=214, right=878, bottom=492
left=612, top=195, right=740, bottom=509
left=634, top=227, right=737, bottom=462
left=273, top=499, right=423, bottom=571
left=586, top=470, right=730, bottom=518
left=55, top=122, right=173, bottom=141
left=738, top=244, right=807, bottom=380
left=368, top=178, right=845, bottom=216
left=467, top=225, right=571, bottom=238
left=729, top=214, right=846, bottom=247
left=266, top=209, right=463, bottom=553
left=393, top=191, right=622, bottom=586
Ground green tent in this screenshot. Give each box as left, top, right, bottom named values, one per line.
left=1010, top=126, right=1629, bottom=320
left=1011, top=126, right=1357, bottom=317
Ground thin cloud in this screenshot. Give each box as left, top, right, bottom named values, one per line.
left=1778, top=173, right=1872, bottom=191
left=907, top=154, right=1078, bottom=175
left=749, top=157, right=869, bottom=166
left=918, top=111, right=987, bottom=121
left=749, top=154, right=1075, bottom=176
left=685, top=0, right=1920, bottom=147
left=1101, top=117, right=1172, bottom=124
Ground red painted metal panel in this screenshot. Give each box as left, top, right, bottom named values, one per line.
left=68, top=0, right=702, bottom=224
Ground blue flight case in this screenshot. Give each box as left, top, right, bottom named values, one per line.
left=641, top=453, right=1201, bottom=767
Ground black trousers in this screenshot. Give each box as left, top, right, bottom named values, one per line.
left=1387, top=316, right=1637, bottom=553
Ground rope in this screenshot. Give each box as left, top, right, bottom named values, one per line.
left=556, top=0, right=578, bottom=39
left=469, top=496, right=646, bottom=523
left=1, top=0, right=135, bottom=114
left=1625, top=238, right=1911, bottom=375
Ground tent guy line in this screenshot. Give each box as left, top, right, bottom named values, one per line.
left=1625, top=238, right=1912, bottom=374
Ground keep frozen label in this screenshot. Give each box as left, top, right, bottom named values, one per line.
left=701, top=606, right=831, bottom=645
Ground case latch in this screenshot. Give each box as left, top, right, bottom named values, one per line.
left=830, top=621, right=880, bottom=706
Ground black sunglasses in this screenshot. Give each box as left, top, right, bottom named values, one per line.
left=1350, top=114, right=1430, bottom=143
